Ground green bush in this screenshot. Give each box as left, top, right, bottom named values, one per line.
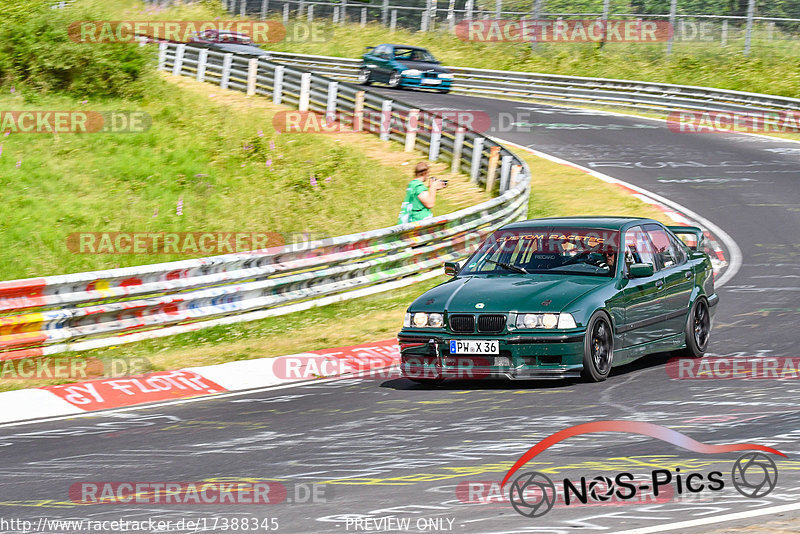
left=0, top=0, right=154, bottom=99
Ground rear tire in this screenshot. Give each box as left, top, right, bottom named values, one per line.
left=581, top=311, right=614, bottom=382
left=678, top=298, right=710, bottom=358
left=357, top=67, right=372, bottom=86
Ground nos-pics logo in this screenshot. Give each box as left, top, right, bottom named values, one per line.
left=501, top=421, right=784, bottom=518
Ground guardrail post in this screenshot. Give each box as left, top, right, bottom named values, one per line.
left=325, top=81, right=338, bottom=124
left=299, top=0, right=305, bottom=18
left=283, top=3, right=289, bottom=23
left=220, top=53, right=233, bottom=89
left=171, top=44, right=186, bottom=76
left=273, top=65, right=284, bottom=104
left=465, top=0, right=473, bottom=20
left=470, top=137, right=484, bottom=183
left=404, top=109, right=420, bottom=152
left=308, top=4, right=314, bottom=22
left=361, top=7, right=367, bottom=27
left=380, top=100, right=392, bottom=141
left=341, top=0, right=347, bottom=24
left=429, top=118, right=442, bottom=161
left=239, top=0, right=245, bottom=16
left=246, top=57, right=259, bottom=96
left=158, top=42, right=168, bottom=71
left=451, top=127, right=465, bottom=172
left=486, top=145, right=501, bottom=192
left=354, top=90, right=365, bottom=132
left=499, top=154, right=513, bottom=193
left=333, top=6, right=339, bottom=23
left=299, top=72, right=311, bottom=111
left=260, top=0, right=268, bottom=19
left=421, top=10, right=428, bottom=32
left=494, top=0, right=501, bottom=18
left=510, top=164, right=522, bottom=188
left=382, top=0, right=389, bottom=26
left=390, top=10, right=397, bottom=32
left=196, top=49, right=208, bottom=82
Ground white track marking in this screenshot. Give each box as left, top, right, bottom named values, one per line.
left=613, top=501, right=800, bottom=533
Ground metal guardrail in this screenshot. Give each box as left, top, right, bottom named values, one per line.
left=0, top=42, right=530, bottom=360
left=259, top=50, right=800, bottom=115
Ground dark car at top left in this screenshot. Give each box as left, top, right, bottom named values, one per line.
left=187, top=29, right=270, bottom=57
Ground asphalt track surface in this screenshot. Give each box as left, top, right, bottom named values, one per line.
left=2, top=88, right=800, bottom=534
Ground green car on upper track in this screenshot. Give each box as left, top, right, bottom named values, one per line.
left=398, top=217, right=718, bottom=383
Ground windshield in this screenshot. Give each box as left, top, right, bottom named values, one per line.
left=460, top=227, right=621, bottom=277
left=394, top=48, right=437, bottom=62
left=217, top=32, right=253, bottom=44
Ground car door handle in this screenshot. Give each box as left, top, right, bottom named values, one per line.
left=685, top=271, right=692, bottom=280
left=655, top=279, right=664, bottom=289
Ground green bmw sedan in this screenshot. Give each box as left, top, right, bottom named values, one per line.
left=398, top=217, right=718, bottom=383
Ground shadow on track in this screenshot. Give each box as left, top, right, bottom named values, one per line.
left=380, top=350, right=675, bottom=390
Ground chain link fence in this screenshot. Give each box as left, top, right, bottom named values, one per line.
left=204, top=0, right=800, bottom=55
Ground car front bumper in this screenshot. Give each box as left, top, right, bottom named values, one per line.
left=397, top=331, right=586, bottom=380
left=399, top=76, right=453, bottom=90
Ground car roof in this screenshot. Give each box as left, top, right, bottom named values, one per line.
left=378, top=44, right=429, bottom=51
left=501, top=216, right=659, bottom=231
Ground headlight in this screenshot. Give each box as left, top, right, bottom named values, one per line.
left=407, top=312, right=445, bottom=328
left=515, top=313, right=578, bottom=329
left=402, top=69, right=423, bottom=76
left=542, top=313, right=559, bottom=329
left=558, top=313, right=577, bottom=329
left=404, top=312, right=411, bottom=327
left=438, top=73, right=454, bottom=79
left=518, top=313, right=540, bottom=329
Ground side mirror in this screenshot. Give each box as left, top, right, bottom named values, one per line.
left=444, top=262, right=460, bottom=277
left=629, top=263, right=654, bottom=278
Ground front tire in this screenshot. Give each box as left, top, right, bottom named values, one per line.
left=387, top=70, right=402, bottom=88
left=582, top=311, right=614, bottom=382
left=679, top=298, right=710, bottom=358
left=357, top=67, right=372, bottom=86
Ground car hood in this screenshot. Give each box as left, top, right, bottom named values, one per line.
left=411, top=274, right=610, bottom=313
left=395, top=60, right=449, bottom=73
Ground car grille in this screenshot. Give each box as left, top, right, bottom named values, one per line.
left=477, top=314, right=506, bottom=333
left=449, top=314, right=475, bottom=333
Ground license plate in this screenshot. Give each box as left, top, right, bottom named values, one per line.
left=449, top=340, right=499, bottom=355
left=421, top=79, right=442, bottom=85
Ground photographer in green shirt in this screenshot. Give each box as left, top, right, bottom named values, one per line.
left=397, top=162, right=446, bottom=225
